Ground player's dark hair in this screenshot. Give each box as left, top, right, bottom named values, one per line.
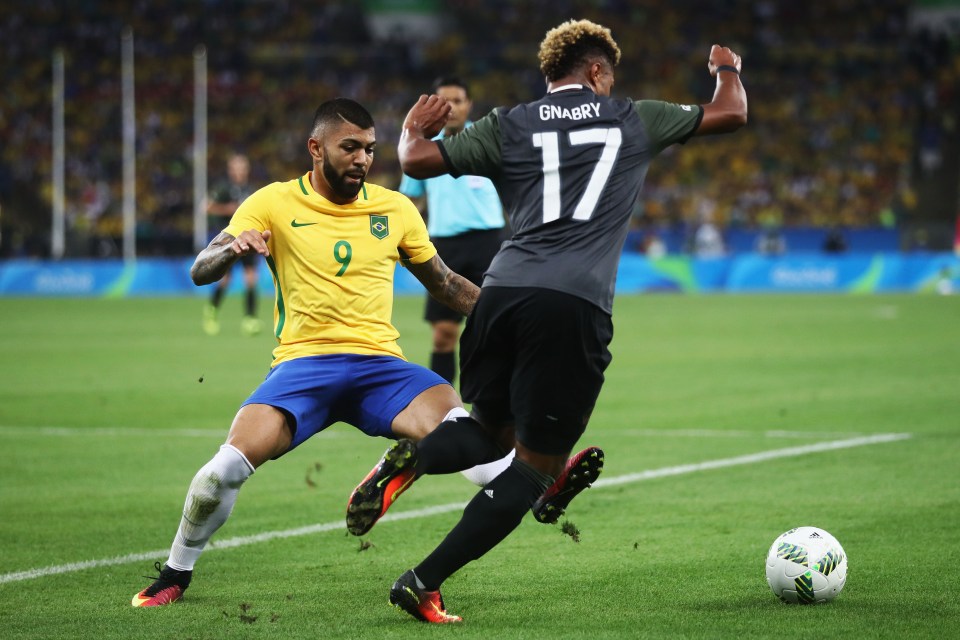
left=538, top=19, right=621, bottom=82
left=311, top=98, right=374, bottom=137
left=432, top=75, right=469, bottom=97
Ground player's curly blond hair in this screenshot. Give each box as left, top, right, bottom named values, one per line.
left=538, top=19, right=621, bottom=82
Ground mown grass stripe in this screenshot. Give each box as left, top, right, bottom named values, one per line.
left=0, top=433, right=910, bottom=585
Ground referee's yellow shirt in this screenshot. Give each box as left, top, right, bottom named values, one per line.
left=223, top=172, right=437, bottom=366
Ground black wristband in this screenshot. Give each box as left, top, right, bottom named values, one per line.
left=717, top=65, right=740, bottom=75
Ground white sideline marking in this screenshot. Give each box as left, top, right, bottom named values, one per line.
left=618, top=428, right=870, bottom=440
left=593, top=432, right=911, bottom=488
left=0, top=426, right=342, bottom=439
left=0, top=433, right=911, bottom=585
left=0, top=425, right=864, bottom=441
left=0, top=426, right=224, bottom=438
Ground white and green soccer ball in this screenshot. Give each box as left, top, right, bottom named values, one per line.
left=765, top=526, right=847, bottom=604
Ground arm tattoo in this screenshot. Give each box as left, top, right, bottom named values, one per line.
left=190, top=232, right=239, bottom=285
left=408, top=255, right=480, bottom=317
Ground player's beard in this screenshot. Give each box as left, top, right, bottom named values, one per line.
left=322, top=154, right=365, bottom=200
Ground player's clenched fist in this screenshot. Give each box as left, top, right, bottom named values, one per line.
left=708, top=44, right=741, bottom=76
left=403, top=94, right=451, bottom=140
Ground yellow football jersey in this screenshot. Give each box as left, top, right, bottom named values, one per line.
left=223, top=172, right=437, bottom=366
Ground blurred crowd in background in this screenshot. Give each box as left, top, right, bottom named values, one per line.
left=1, top=0, right=958, bottom=258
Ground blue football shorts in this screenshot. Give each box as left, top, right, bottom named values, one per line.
left=241, top=353, right=448, bottom=452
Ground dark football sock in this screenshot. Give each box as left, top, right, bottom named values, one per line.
left=430, top=351, right=456, bottom=384
left=210, top=285, right=225, bottom=308
left=414, top=458, right=552, bottom=590
left=245, top=288, right=257, bottom=316
left=415, top=417, right=505, bottom=475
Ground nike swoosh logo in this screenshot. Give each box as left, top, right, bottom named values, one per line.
left=291, top=220, right=317, bottom=227
left=388, top=474, right=417, bottom=503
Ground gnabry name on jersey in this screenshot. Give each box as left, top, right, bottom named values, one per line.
left=539, top=103, right=602, bottom=121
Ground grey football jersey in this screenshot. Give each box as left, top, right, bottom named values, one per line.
left=439, top=86, right=701, bottom=313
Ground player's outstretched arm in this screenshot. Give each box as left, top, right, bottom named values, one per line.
left=697, top=44, right=748, bottom=135
left=190, top=230, right=271, bottom=285
left=406, top=254, right=480, bottom=317
left=398, top=94, right=452, bottom=179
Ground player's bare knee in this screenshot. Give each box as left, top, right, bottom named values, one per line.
left=393, top=384, right=461, bottom=440
left=225, top=405, right=291, bottom=467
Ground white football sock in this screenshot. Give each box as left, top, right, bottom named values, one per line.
left=440, top=407, right=517, bottom=486
left=441, top=406, right=470, bottom=422
left=166, top=444, right=254, bottom=571
left=461, top=448, right=516, bottom=486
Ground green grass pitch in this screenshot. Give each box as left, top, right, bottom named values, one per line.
left=0, top=293, right=958, bottom=639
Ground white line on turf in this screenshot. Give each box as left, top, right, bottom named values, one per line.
left=0, top=426, right=224, bottom=438
left=0, top=425, right=864, bottom=440
left=0, top=432, right=911, bottom=585
left=592, top=432, right=911, bottom=488
left=0, top=426, right=342, bottom=439
left=617, top=428, right=871, bottom=440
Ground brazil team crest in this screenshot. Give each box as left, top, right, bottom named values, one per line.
left=369, top=215, right=389, bottom=239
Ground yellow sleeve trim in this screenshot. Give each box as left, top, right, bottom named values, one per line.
left=401, top=245, right=437, bottom=266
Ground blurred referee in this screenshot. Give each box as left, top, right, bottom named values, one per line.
left=399, top=76, right=505, bottom=384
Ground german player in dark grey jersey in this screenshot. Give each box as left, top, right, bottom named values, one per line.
left=346, top=19, right=747, bottom=623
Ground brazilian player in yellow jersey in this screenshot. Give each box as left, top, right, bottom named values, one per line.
left=132, top=98, right=511, bottom=608
left=224, top=163, right=437, bottom=366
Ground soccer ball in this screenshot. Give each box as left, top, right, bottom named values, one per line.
left=765, top=526, right=847, bottom=604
